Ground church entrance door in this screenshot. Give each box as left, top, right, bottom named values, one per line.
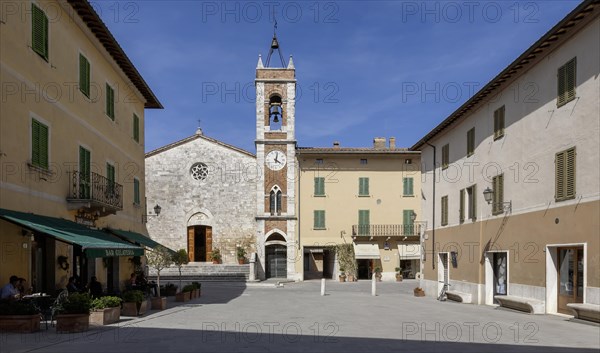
left=187, top=226, right=212, bottom=262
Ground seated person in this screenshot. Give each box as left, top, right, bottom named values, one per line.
left=17, top=278, right=31, bottom=296
left=66, top=276, right=81, bottom=293
left=88, top=276, right=103, bottom=298
left=0, top=275, right=19, bottom=300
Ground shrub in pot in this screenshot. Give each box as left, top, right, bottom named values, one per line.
left=176, top=285, right=193, bottom=302
left=55, top=293, right=91, bottom=333
left=90, top=296, right=121, bottom=325
left=210, top=248, right=222, bottom=264
left=0, top=299, right=40, bottom=333
left=192, top=282, right=201, bottom=298
left=121, top=290, right=147, bottom=316
left=236, top=246, right=246, bottom=264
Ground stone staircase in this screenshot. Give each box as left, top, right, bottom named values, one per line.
left=148, top=263, right=250, bottom=282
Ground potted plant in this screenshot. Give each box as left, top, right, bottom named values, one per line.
left=55, top=293, right=91, bottom=333
left=121, top=290, right=147, bottom=316
left=89, top=296, right=121, bottom=325
left=395, top=267, right=403, bottom=282
left=192, top=282, right=201, bottom=298
left=236, top=246, right=246, bottom=264
left=374, top=267, right=382, bottom=282
left=211, top=248, right=222, bottom=264
left=414, top=287, right=425, bottom=297
left=177, top=284, right=194, bottom=302
left=162, top=283, right=178, bottom=296
left=146, top=246, right=173, bottom=310
left=172, top=249, right=189, bottom=294
left=338, top=268, right=346, bottom=282
left=0, top=299, right=40, bottom=333
left=335, top=244, right=357, bottom=282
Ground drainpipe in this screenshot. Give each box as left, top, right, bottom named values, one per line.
left=425, top=142, right=436, bottom=270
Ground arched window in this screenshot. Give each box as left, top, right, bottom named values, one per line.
left=269, top=185, right=282, bottom=215
left=269, top=95, right=282, bottom=130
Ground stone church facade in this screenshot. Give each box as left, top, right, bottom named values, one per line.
left=145, top=131, right=257, bottom=264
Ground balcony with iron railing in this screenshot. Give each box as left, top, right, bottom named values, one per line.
left=67, top=171, right=123, bottom=216
left=352, top=224, right=422, bottom=239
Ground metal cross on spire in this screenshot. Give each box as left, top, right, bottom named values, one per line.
left=265, top=10, right=286, bottom=68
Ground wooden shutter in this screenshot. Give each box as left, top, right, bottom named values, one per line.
left=358, top=210, right=369, bottom=235
left=133, top=114, right=140, bottom=142
left=471, top=184, right=477, bottom=220
left=459, top=189, right=465, bottom=223
left=494, top=106, right=505, bottom=139
left=555, top=151, right=565, bottom=200
left=314, top=210, right=325, bottom=229
left=441, top=196, right=448, bottom=226
left=314, top=177, right=325, bottom=196
left=403, top=177, right=414, bottom=196
left=31, top=120, right=40, bottom=167
left=492, top=175, right=504, bottom=214
left=32, top=4, right=48, bottom=59
left=134, top=179, right=140, bottom=204
left=565, top=148, right=576, bottom=198
left=79, top=146, right=91, bottom=199
left=467, top=128, right=475, bottom=156
left=558, top=58, right=576, bottom=107
left=79, top=54, right=90, bottom=96
left=106, top=84, right=114, bottom=119
left=442, top=144, right=449, bottom=168
left=359, top=177, right=369, bottom=196
left=403, top=209, right=414, bottom=235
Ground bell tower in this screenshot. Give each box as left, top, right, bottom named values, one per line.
left=255, top=31, right=298, bottom=280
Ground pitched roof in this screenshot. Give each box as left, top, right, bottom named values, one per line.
left=411, top=0, right=599, bottom=150
left=66, top=0, right=162, bottom=109
left=145, top=132, right=256, bottom=158
left=296, top=147, right=419, bottom=155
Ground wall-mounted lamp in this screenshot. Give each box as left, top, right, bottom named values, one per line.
left=142, top=204, right=162, bottom=223
left=483, top=187, right=512, bottom=212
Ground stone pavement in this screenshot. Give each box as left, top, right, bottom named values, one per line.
left=2, top=280, right=599, bottom=353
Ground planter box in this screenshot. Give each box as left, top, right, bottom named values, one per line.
left=0, top=314, right=41, bottom=333
left=121, top=300, right=148, bottom=316
left=56, top=314, right=90, bottom=333
left=176, top=292, right=191, bottom=302
left=396, top=275, right=403, bottom=282
left=339, top=275, right=346, bottom=283
left=414, top=289, right=425, bottom=297
left=238, top=259, right=245, bottom=265
left=90, top=307, right=120, bottom=325
left=151, top=297, right=167, bottom=310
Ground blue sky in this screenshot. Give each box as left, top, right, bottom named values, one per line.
left=95, top=1, right=581, bottom=153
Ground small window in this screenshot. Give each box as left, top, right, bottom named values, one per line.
left=79, top=54, right=90, bottom=97
left=360, top=159, right=368, bottom=165
left=403, top=177, right=414, bottom=196
left=494, top=106, right=505, bottom=140
left=358, top=177, right=369, bottom=196
left=555, top=147, right=576, bottom=202
left=31, top=119, right=49, bottom=169
left=270, top=186, right=283, bottom=215
left=557, top=57, right=576, bottom=107
left=133, top=114, right=140, bottom=142
left=315, top=158, right=324, bottom=165
left=441, top=195, right=448, bottom=226
left=314, top=177, right=325, bottom=196
left=106, top=84, right=115, bottom=120
left=442, top=144, right=449, bottom=169
left=467, top=127, right=475, bottom=156
left=492, top=174, right=504, bottom=215
left=31, top=4, right=48, bottom=60
left=313, top=210, right=326, bottom=229
left=133, top=178, right=140, bottom=205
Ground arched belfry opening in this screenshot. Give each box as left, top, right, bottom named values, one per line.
left=268, top=95, right=283, bottom=130
left=269, top=185, right=282, bottom=215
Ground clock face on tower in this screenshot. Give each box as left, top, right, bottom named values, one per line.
left=265, top=150, right=287, bottom=171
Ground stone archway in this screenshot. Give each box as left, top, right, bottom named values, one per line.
left=187, top=211, right=213, bottom=262
left=265, top=232, right=287, bottom=278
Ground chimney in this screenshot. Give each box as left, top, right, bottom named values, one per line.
left=333, top=141, right=340, bottom=149
left=373, top=137, right=386, bottom=150
left=389, top=137, right=396, bottom=149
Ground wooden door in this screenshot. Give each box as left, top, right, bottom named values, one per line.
left=557, top=247, right=584, bottom=314
left=187, top=227, right=195, bottom=262
left=205, top=227, right=212, bottom=261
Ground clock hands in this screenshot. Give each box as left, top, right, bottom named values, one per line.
left=274, top=155, right=280, bottom=164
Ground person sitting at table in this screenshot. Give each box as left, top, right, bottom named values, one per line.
left=17, top=278, right=31, bottom=296
left=67, top=276, right=81, bottom=293
left=88, top=276, right=102, bottom=298
left=0, top=275, right=20, bottom=300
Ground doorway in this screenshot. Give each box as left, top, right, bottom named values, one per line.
left=266, top=245, right=287, bottom=278
left=187, top=226, right=212, bottom=262
left=438, top=253, right=449, bottom=295
left=357, top=259, right=372, bottom=279
left=557, top=247, right=584, bottom=314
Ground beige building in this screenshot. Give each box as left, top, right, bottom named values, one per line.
left=0, top=0, right=162, bottom=294
left=296, top=142, right=422, bottom=281
left=412, top=1, right=599, bottom=317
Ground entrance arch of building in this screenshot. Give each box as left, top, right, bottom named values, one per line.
left=186, top=210, right=214, bottom=262
left=265, top=230, right=288, bottom=278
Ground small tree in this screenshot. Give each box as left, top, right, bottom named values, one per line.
left=171, top=249, right=189, bottom=293
left=146, top=246, right=173, bottom=297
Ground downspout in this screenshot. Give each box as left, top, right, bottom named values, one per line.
left=425, top=142, right=436, bottom=270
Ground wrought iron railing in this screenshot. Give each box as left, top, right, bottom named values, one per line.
left=352, top=224, right=421, bottom=237
left=68, top=171, right=123, bottom=210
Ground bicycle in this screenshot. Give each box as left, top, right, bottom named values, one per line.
left=438, top=281, right=451, bottom=301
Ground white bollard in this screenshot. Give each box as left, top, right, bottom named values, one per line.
left=371, top=275, right=377, bottom=296
left=321, top=278, right=326, bottom=296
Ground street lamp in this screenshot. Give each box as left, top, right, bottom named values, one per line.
left=143, top=204, right=161, bottom=222
left=482, top=187, right=512, bottom=212
left=483, top=187, right=494, bottom=204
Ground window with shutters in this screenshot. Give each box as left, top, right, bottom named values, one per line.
left=314, top=210, right=326, bottom=229
left=459, top=189, right=465, bottom=223
left=403, top=209, right=414, bottom=235
left=467, top=185, right=477, bottom=220
left=314, top=177, right=325, bottom=196
left=133, top=114, right=140, bottom=142
left=133, top=177, right=140, bottom=205
left=467, top=127, right=475, bottom=156
left=31, top=119, right=49, bottom=169
left=358, top=177, right=369, bottom=196
left=79, top=146, right=91, bottom=199
left=403, top=177, right=414, bottom=196
left=442, top=144, right=449, bottom=169
left=492, top=174, right=504, bottom=215
left=106, top=163, right=116, bottom=195
left=557, top=58, right=576, bottom=107
left=441, top=196, right=448, bottom=226
left=79, top=54, right=90, bottom=97
left=555, top=147, right=576, bottom=202
left=494, top=106, right=505, bottom=140
left=358, top=210, right=370, bottom=235
left=31, top=4, right=48, bottom=60
left=106, top=84, right=115, bottom=120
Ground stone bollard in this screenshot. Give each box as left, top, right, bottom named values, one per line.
left=249, top=253, right=256, bottom=281
left=371, top=275, right=377, bottom=296
left=321, top=278, right=326, bottom=296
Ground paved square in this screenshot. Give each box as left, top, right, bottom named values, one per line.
left=2, top=280, right=599, bottom=353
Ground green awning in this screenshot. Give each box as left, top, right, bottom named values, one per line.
left=108, top=229, right=175, bottom=254
left=0, top=208, right=144, bottom=258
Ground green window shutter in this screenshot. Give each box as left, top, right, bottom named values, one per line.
left=106, top=163, right=115, bottom=183
left=492, top=175, right=504, bottom=215
left=403, top=177, right=414, bottom=196
left=471, top=184, right=477, bottom=220
left=358, top=210, right=370, bottom=235
left=134, top=179, right=140, bottom=205
left=441, top=196, right=448, bottom=226
left=79, top=146, right=91, bottom=199
left=39, top=123, right=48, bottom=168
left=555, top=151, right=565, bottom=200
left=403, top=209, right=414, bottom=235
left=359, top=177, right=369, bottom=196
left=558, top=58, right=576, bottom=107
left=106, top=84, right=115, bottom=120
left=314, top=177, right=325, bottom=196
left=31, top=120, right=40, bottom=166
left=314, top=210, right=325, bottom=229
left=459, top=189, right=465, bottom=223
left=494, top=106, right=505, bottom=139
left=133, top=114, right=140, bottom=142
left=32, top=4, right=48, bottom=59
left=79, top=54, right=90, bottom=97
left=565, top=148, right=576, bottom=199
